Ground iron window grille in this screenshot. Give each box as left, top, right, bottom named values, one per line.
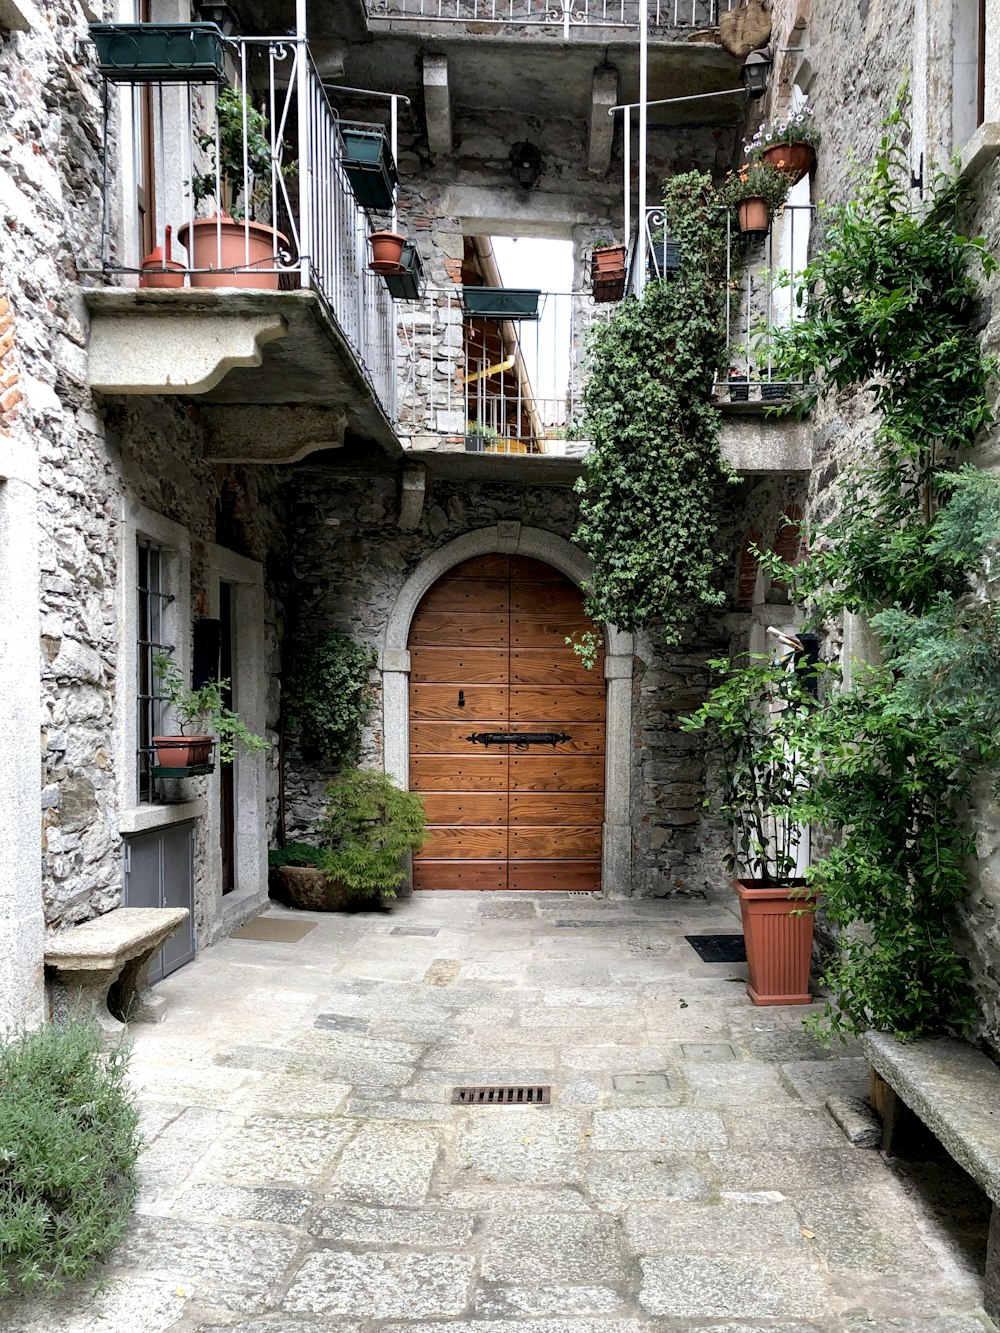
left=136, top=538, right=174, bottom=802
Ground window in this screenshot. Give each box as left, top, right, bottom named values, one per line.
left=136, top=538, right=173, bottom=803
left=953, top=0, right=986, bottom=151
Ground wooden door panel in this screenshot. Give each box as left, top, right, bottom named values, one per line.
left=510, top=687, right=607, bottom=723
left=509, top=556, right=568, bottom=582
left=450, top=554, right=511, bottom=580
left=416, top=579, right=509, bottom=614
left=410, top=648, right=509, bottom=684
left=411, top=684, right=508, bottom=721
left=510, top=826, right=603, bottom=858
left=509, top=860, right=602, bottom=891
left=507, top=724, right=605, bottom=754
left=410, top=755, right=508, bottom=791
left=510, top=585, right=590, bottom=615
left=511, top=648, right=604, bottom=684
left=510, top=755, right=605, bottom=791
left=417, top=826, right=507, bottom=859
left=421, top=793, right=507, bottom=826
left=412, top=723, right=519, bottom=754
left=511, top=614, right=594, bottom=647
left=509, top=793, right=605, bottom=825
left=410, top=612, right=509, bottom=646
left=414, top=860, right=507, bottom=890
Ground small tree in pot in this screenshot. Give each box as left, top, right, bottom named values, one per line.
left=152, top=651, right=268, bottom=772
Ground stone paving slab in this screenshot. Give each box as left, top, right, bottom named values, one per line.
left=2, top=888, right=995, bottom=1332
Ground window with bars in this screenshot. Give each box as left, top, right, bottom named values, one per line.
left=137, top=538, right=174, bottom=803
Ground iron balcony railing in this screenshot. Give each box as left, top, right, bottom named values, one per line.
left=91, top=35, right=396, bottom=419
left=396, top=289, right=613, bottom=455
left=365, top=0, right=732, bottom=31
left=631, top=201, right=814, bottom=403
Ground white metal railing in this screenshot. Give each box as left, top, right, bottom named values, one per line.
left=94, top=36, right=396, bottom=418
left=364, top=0, right=732, bottom=31
left=396, top=289, right=611, bottom=453
left=631, top=201, right=814, bottom=403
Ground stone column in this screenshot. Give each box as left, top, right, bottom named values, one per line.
left=603, top=653, right=634, bottom=898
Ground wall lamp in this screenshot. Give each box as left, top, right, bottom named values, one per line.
left=739, top=47, right=773, bottom=100
left=193, top=1, right=238, bottom=35
left=511, top=141, right=543, bottom=190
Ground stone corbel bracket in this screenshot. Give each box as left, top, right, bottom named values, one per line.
left=85, top=291, right=286, bottom=396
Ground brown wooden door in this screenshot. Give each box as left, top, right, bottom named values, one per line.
left=410, top=555, right=605, bottom=891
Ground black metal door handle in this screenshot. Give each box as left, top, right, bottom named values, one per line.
left=466, top=731, right=572, bottom=748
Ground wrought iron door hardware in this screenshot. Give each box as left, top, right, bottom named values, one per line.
left=465, top=731, right=572, bottom=748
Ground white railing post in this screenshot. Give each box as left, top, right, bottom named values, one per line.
left=296, top=0, right=311, bottom=290
left=637, top=0, right=648, bottom=298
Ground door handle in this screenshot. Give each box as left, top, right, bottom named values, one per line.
left=466, top=731, right=572, bottom=748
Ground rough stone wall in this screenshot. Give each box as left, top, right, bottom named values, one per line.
left=1, top=9, right=288, bottom=937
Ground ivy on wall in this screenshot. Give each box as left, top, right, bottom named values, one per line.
left=282, top=631, right=377, bottom=769
left=573, top=172, right=738, bottom=648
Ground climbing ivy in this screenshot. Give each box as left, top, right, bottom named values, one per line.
left=282, top=631, right=377, bottom=769
left=758, top=94, right=1000, bottom=1041
left=573, top=172, right=738, bottom=647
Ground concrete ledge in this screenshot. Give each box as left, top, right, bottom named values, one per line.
left=119, top=800, right=206, bottom=835
left=45, top=906, right=190, bottom=1040
left=719, top=414, right=812, bottom=474
left=960, top=122, right=1000, bottom=180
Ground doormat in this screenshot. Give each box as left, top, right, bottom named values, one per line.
left=230, top=917, right=317, bottom=943
left=685, top=933, right=747, bottom=963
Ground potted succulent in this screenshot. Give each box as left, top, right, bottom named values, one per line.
left=178, top=84, right=288, bottom=290
left=681, top=652, right=819, bottom=1006
left=464, top=420, right=501, bottom=452
left=719, top=161, right=790, bottom=241
left=745, top=104, right=821, bottom=184
left=151, top=650, right=268, bottom=773
left=273, top=769, right=427, bottom=911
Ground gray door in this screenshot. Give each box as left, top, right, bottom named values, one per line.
left=123, top=823, right=196, bottom=981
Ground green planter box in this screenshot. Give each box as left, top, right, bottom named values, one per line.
left=340, top=126, right=398, bottom=212
left=89, top=22, right=226, bottom=83
left=383, top=242, right=425, bottom=301
left=461, top=287, right=541, bottom=320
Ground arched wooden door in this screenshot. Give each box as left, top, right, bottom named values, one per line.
left=409, top=555, right=606, bottom=891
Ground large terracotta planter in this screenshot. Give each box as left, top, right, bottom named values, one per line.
left=736, top=197, right=771, bottom=240
left=152, top=734, right=213, bottom=769
left=734, top=878, right=817, bottom=1006
left=762, top=141, right=815, bottom=185
left=272, top=865, right=358, bottom=912
left=176, top=215, right=286, bottom=290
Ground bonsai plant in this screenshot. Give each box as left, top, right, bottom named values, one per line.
left=745, top=104, right=821, bottom=184
left=151, top=650, right=268, bottom=772
left=719, top=161, right=790, bottom=240
left=681, top=651, right=819, bottom=1005
left=178, top=83, right=288, bottom=289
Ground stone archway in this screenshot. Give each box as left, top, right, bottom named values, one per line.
left=381, top=523, right=634, bottom=896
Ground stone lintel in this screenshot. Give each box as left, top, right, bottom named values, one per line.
left=588, top=67, right=619, bottom=176
left=719, top=415, right=811, bottom=474
left=423, top=54, right=453, bottom=158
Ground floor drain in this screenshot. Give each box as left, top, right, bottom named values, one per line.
left=452, top=1085, right=552, bottom=1106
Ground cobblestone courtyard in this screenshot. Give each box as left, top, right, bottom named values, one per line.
left=2, top=890, right=994, bottom=1332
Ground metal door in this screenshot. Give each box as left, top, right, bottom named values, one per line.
left=123, top=822, right=196, bottom=980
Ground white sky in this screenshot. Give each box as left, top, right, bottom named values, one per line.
left=490, top=236, right=574, bottom=407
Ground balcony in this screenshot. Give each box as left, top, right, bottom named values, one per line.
left=83, top=33, right=401, bottom=460
left=364, top=0, right=734, bottom=34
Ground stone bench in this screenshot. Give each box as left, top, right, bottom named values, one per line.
left=863, top=1030, right=1000, bottom=1320
left=44, top=907, right=190, bottom=1040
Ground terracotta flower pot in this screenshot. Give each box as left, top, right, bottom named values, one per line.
left=762, top=141, right=815, bottom=185
left=592, top=245, right=627, bottom=275
left=139, top=249, right=185, bottom=289
left=152, top=735, right=214, bottom=769
left=369, top=230, right=406, bottom=274
left=733, top=878, right=818, bottom=1006
left=176, top=215, right=287, bottom=290
left=737, top=197, right=771, bottom=239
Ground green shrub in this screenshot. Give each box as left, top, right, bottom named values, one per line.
left=268, top=842, right=325, bottom=869
left=319, top=768, right=428, bottom=897
left=0, top=1021, right=140, bottom=1294
left=282, top=631, right=377, bottom=769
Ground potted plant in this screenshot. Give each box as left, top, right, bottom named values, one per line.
left=647, top=228, right=680, bottom=279
left=727, top=366, right=750, bottom=402
left=89, top=20, right=227, bottom=84
left=369, top=230, right=407, bottom=274
left=464, top=421, right=500, bottom=452
left=177, top=84, right=288, bottom=290
left=719, top=161, right=790, bottom=241
left=339, top=123, right=399, bottom=212
left=268, top=842, right=333, bottom=906
left=591, top=238, right=627, bottom=302
left=383, top=241, right=426, bottom=300
left=745, top=104, right=821, bottom=184
left=681, top=652, right=819, bottom=1006
left=151, top=651, right=268, bottom=773
left=274, top=770, right=427, bottom=911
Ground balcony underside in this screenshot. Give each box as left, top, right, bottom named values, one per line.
left=404, top=412, right=812, bottom=480
left=84, top=289, right=401, bottom=459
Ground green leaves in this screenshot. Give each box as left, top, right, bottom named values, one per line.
left=319, top=769, right=428, bottom=896
left=574, top=172, right=735, bottom=645
left=283, top=632, right=377, bottom=769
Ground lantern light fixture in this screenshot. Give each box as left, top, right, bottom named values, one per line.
left=739, top=47, right=773, bottom=100
left=193, top=0, right=238, bottom=35
left=511, top=141, right=543, bottom=190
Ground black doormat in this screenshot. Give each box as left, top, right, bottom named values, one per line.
left=685, top=933, right=747, bottom=963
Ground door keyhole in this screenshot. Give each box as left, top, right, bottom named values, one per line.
left=458, top=690, right=465, bottom=708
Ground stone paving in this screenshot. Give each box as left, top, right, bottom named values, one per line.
left=2, top=890, right=995, bottom=1333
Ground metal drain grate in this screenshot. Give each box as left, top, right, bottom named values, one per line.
left=452, top=1084, right=551, bottom=1106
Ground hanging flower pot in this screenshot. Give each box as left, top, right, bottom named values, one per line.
left=591, top=244, right=626, bottom=276
left=737, top=197, right=771, bottom=240
left=762, top=141, right=815, bottom=184
left=369, top=230, right=407, bottom=275
left=152, top=734, right=214, bottom=772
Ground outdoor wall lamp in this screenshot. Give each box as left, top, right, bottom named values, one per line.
left=193, top=1, right=238, bottom=35
left=739, top=47, right=773, bottom=100
left=511, top=142, right=543, bottom=190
